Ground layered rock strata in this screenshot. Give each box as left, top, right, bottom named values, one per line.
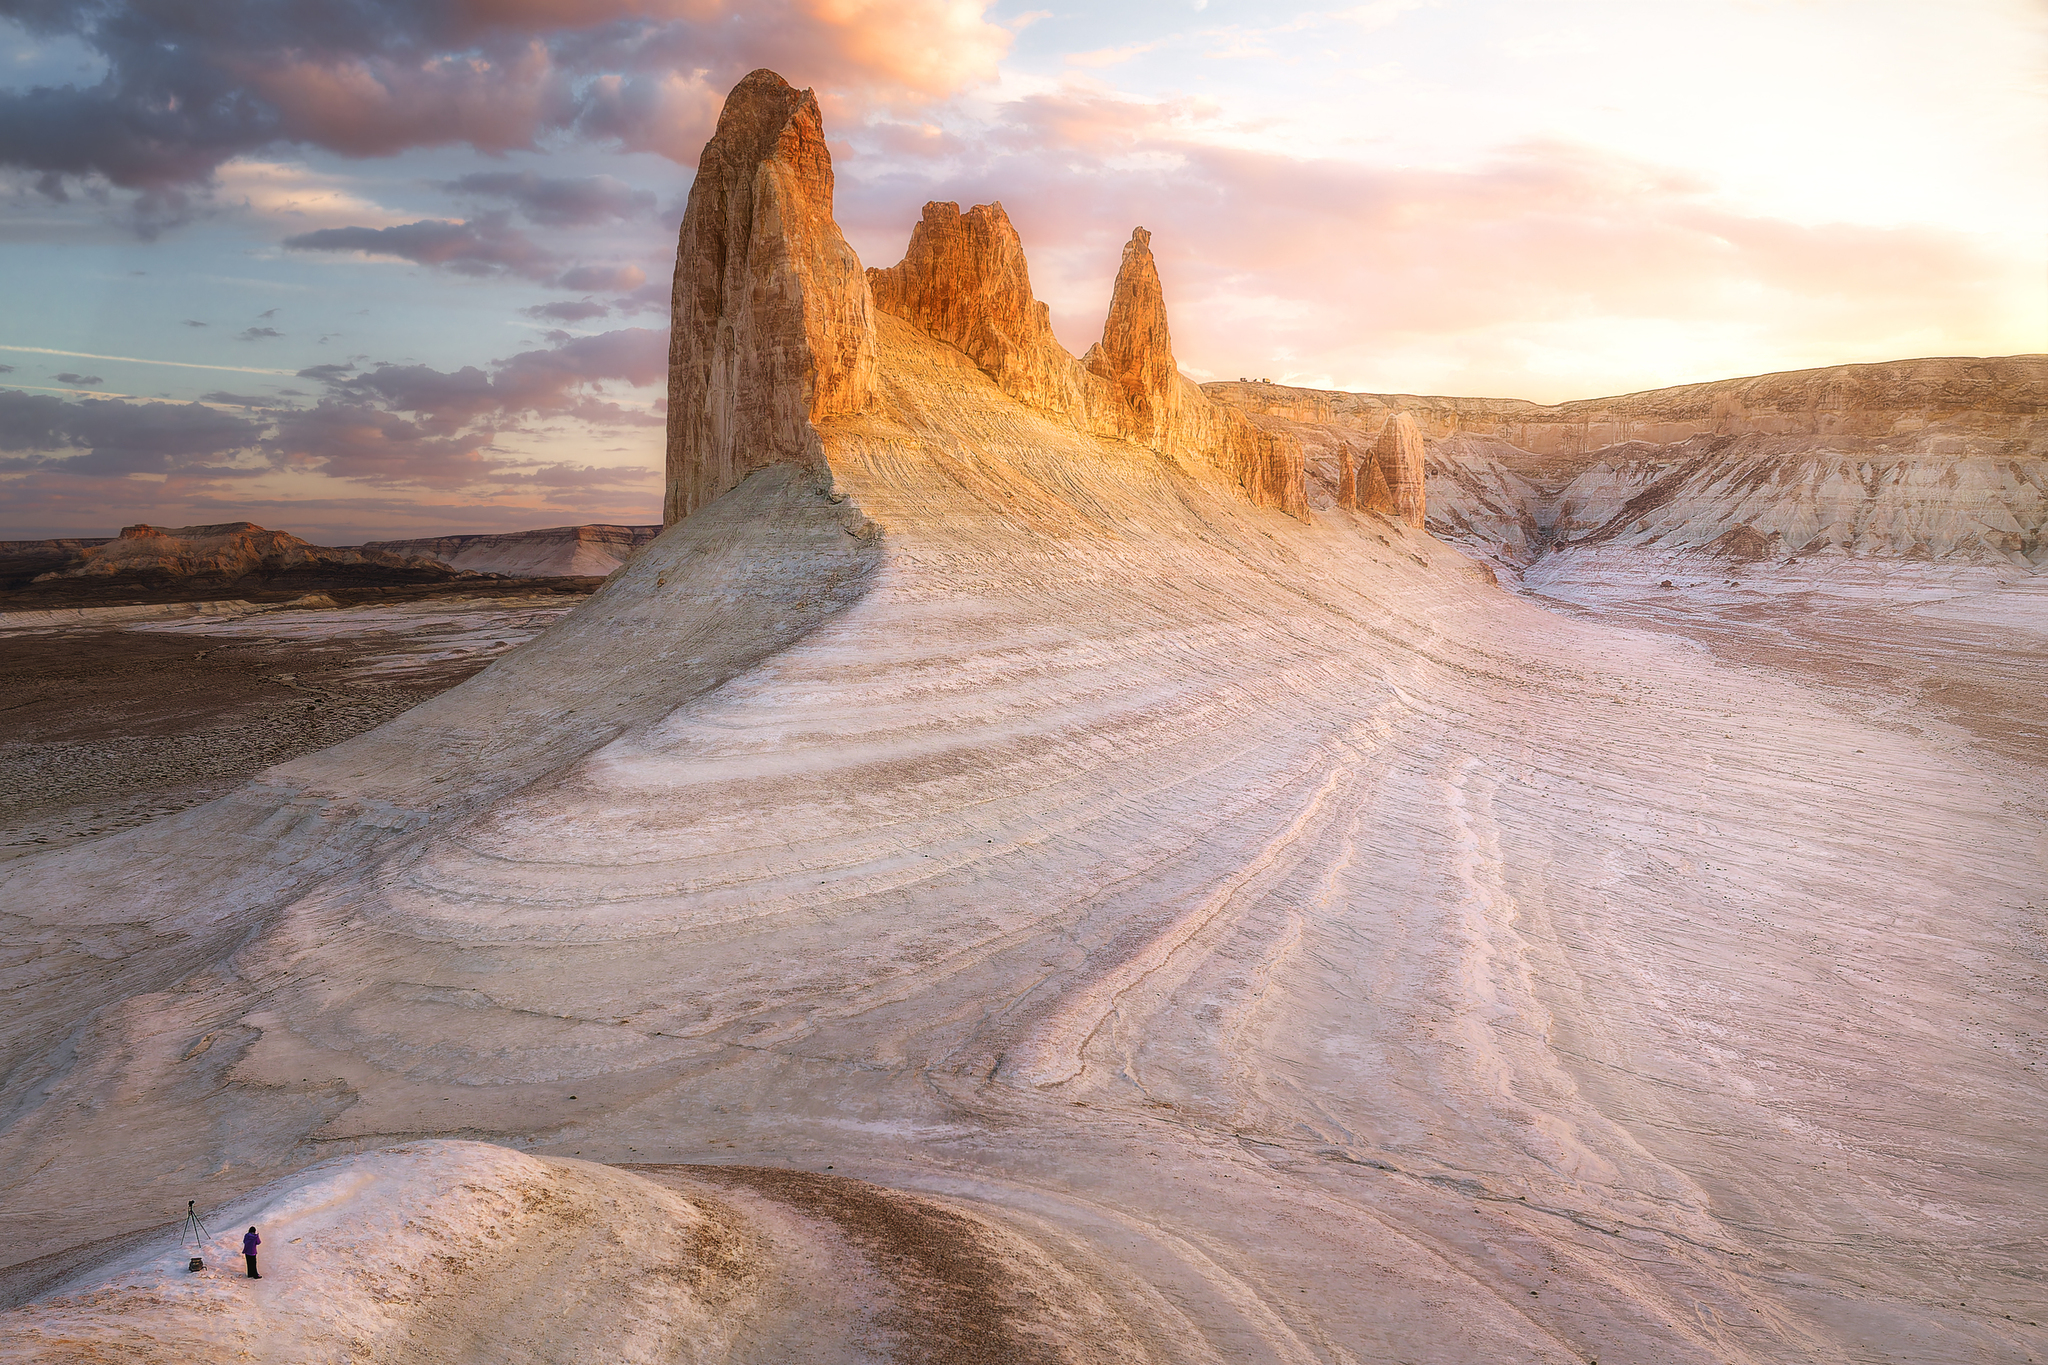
left=663, top=70, right=878, bottom=525
left=1210, top=357, right=2048, bottom=570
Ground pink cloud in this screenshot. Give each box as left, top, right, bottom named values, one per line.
left=3, top=1, right=1011, bottom=192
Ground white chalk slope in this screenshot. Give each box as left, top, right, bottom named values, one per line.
left=2, top=310, right=2042, bottom=1363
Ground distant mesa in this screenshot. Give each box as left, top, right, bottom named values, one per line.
left=1, top=522, right=657, bottom=613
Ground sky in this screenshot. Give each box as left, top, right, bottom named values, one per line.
left=1, top=0, right=2042, bottom=543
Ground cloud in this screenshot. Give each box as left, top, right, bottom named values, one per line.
left=0, top=329, right=664, bottom=537
left=237, top=327, right=283, bottom=341
left=3, top=327, right=661, bottom=505
left=52, top=372, right=105, bottom=386
left=524, top=300, right=611, bottom=323
left=554, top=263, right=647, bottom=292
left=0, top=390, right=265, bottom=476
left=319, top=327, right=668, bottom=430
left=257, top=326, right=667, bottom=491
left=0, top=1, right=1011, bottom=196
left=183, top=319, right=209, bottom=327
left=439, top=171, right=656, bottom=225
left=283, top=212, right=556, bottom=278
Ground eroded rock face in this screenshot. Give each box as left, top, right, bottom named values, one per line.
left=1335, top=442, right=1358, bottom=510
left=1366, top=413, right=1427, bottom=528
left=865, top=210, right=1306, bottom=518
left=664, top=69, right=877, bottom=526
left=1207, top=356, right=2047, bottom=566
left=1083, top=228, right=1182, bottom=450
left=865, top=202, right=1089, bottom=420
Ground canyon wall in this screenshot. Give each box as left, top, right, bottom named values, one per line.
left=1210, top=357, right=2048, bottom=571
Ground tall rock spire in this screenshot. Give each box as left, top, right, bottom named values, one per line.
left=664, top=69, right=876, bottom=526
left=1084, top=228, right=1182, bottom=450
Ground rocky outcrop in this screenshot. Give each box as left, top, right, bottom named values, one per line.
left=0, top=537, right=114, bottom=593
left=1209, top=357, right=2047, bottom=569
left=665, top=74, right=1303, bottom=525
left=1335, top=442, right=1358, bottom=510
left=864, top=207, right=1306, bottom=518
left=49, top=522, right=464, bottom=583
left=865, top=202, right=1090, bottom=421
left=0, top=521, right=483, bottom=610
left=664, top=69, right=877, bottom=526
left=1364, top=412, right=1426, bottom=528
left=363, top=524, right=660, bottom=578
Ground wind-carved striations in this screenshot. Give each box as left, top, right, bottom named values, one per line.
left=867, top=203, right=1308, bottom=518
left=664, top=70, right=877, bottom=526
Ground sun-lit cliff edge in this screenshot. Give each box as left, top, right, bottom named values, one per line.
left=1208, top=359, right=2048, bottom=576
left=3, top=69, right=2043, bottom=1365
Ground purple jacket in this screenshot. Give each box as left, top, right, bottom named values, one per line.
left=243, top=1231, right=260, bottom=1254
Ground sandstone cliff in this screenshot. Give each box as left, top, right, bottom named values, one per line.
left=865, top=205, right=1306, bottom=518
left=363, top=524, right=659, bottom=578
left=864, top=201, right=1090, bottom=421
left=663, top=69, right=877, bottom=525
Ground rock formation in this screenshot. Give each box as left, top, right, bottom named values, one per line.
left=6, top=67, right=2045, bottom=1365
left=863, top=203, right=1307, bottom=517
left=865, top=201, right=1089, bottom=420
left=1364, top=412, right=1427, bottom=527
left=1207, top=355, right=2047, bottom=453
left=1, top=521, right=480, bottom=609
left=1209, top=357, right=2048, bottom=573
left=1335, top=441, right=1358, bottom=510
left=664, top=70, right=878, bottom=525
left=362, top=524, right=660, bottom=578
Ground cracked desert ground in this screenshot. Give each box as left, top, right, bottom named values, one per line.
left=2, top=72, right=2043, bottom=1365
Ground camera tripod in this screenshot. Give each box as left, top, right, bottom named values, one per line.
left=179, top=1200, right=211, bottom=1272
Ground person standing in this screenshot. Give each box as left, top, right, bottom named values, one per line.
left=242, top=1227, right=261, bottom=1279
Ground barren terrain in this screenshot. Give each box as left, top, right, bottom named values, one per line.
left=1, top=70, right=2042, bottom=1365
